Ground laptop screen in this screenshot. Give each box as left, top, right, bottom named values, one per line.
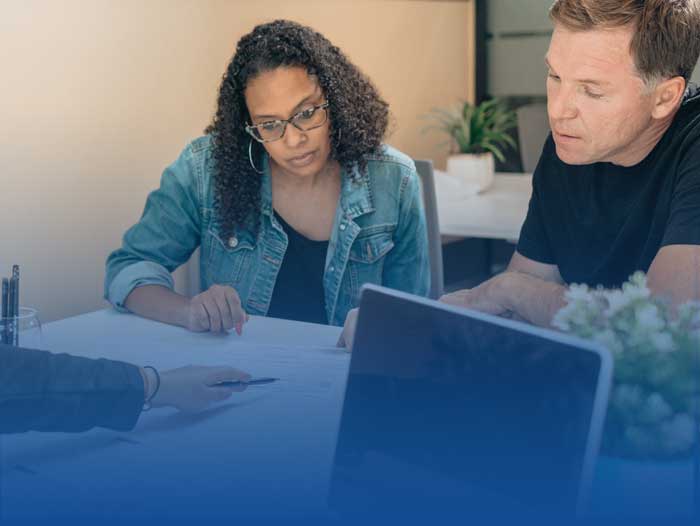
left=330, top=286, right=610, bottom=520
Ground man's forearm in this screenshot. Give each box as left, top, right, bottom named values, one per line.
left=503, top=272, right=567, bottom=328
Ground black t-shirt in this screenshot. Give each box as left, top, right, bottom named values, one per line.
left=267, top=211, right=329, bottom=325
left=517, top=84, right=700, bottom=288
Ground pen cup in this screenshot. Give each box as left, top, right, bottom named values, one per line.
left=1, top=307, right=42, bottom=349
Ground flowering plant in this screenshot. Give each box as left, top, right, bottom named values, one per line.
left=553, top=272, right=700, bottom=459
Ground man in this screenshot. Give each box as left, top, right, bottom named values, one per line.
left=337, top=0, right=700, bottom=348
left=441, top=0, right=700, bottom=327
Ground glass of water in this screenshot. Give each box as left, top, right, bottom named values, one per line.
left=1, top=307, right=43, bottom=349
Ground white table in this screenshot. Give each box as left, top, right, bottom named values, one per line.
left=435, top=171, right=532, bottom=242
left=1, top=311, right=348, bottom=521
left=1, top=311, right=696, bottom=521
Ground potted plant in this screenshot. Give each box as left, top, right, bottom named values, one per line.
left=425, top=98, right=517, bottom=193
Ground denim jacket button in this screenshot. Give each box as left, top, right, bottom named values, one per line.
left=339, top=223, right=346, bottom=231
left=329, top=265, right=335, bottom=273
left=227, top=236, right=238, bottom=248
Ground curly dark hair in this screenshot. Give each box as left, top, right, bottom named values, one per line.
left=205, top=19, right=390, bottom=240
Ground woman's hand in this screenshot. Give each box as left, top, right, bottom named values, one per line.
left=337, top=307, right=359, bottom=351
left=185, top=284, right=249, bottom=334
left=149, top=365, right=251, bottom=413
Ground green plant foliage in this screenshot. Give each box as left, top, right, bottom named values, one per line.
left=423, top=99, right=518, bottom=162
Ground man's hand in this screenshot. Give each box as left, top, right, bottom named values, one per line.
left=337, top=308, right=359, bottom=351
left=441, top=270, right=567, bottom=328
left=185, top=284, right=249, bottom=334
left=440, top=273, right=514, bottom=317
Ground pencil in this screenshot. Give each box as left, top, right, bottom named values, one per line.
left=1, top=278, right=8, bottom=345
left=11, top=266, right=19, bottom=346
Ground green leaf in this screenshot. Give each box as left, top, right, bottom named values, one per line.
left=420, top=97, right=518, bottom=155
left=484, top=143, right=506, bottom=163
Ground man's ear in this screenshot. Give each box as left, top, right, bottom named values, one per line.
left=651, top=76, right=686, bottom=120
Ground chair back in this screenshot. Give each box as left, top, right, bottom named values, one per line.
left=414, top=159, right=444, bottom=299
left=516, top=102, right=550, bottom=172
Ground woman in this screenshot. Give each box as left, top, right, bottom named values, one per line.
left=105, top=20, right=429, bottom=333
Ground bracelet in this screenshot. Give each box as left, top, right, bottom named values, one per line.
left=142, top=366, right=161, bottom=411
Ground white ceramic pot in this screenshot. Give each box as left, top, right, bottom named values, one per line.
left=446, top=152, right=495, bottom=194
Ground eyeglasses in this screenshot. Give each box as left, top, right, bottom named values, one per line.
left=245, top=102, right=329, bottom=143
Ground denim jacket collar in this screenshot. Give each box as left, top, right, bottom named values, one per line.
left=340, top=162, right=374, bottom=219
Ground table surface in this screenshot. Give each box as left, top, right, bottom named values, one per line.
left=1, top=310, right=696, bottom=520
left=435, top=171, right=532, bottom=241
left=1, top=311, right=348, bottom=520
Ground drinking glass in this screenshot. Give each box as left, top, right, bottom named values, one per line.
left=1, top=307, right=43, bottom=349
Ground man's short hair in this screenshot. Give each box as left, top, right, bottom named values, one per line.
left=549, top=0, right=700, bottom=85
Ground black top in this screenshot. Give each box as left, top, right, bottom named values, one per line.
left=517, top=84, right=700, bottom=288
left=267, top=211, right=329, bottom=325
left=0, top=344, right=144, bottom=433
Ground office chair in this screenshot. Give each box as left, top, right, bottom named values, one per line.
left=516, top=102, right=550, bottom=173
left=414, top=159, right=445, bottom=299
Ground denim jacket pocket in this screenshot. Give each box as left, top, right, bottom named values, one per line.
left=348, top=232, right=395, bottom=264
left=202, top=228, right=255, bottom=286
left=345, top=231, right=395, bottom=302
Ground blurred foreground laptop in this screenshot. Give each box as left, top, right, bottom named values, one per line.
left=329, top=284, right=612, bottom=522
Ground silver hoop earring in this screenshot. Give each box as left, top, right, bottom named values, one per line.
left=248, top=139, right=264, bottom=175
left=336, top=128, right=342, bottom=143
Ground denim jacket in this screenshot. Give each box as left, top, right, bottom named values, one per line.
left=105, top=135, right=430, bottom=326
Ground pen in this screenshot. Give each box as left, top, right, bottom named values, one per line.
left=7, top=278, right=15, bottom=347
left=12, top=265, right=19, bottom=346
left=210, top=377, right=279, bottom=387
left=8, top=275, right=17, bottom=347
left=1, top=278, right=8, bottom=345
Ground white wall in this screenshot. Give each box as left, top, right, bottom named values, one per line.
left=0, top=0, right=475, bottom=323
left=692, top=63, right=700, bottom=85
left=487, top=0, right=552, bottom=96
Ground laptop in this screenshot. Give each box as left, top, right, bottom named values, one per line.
left=329, top=284, right=612, bottom=522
